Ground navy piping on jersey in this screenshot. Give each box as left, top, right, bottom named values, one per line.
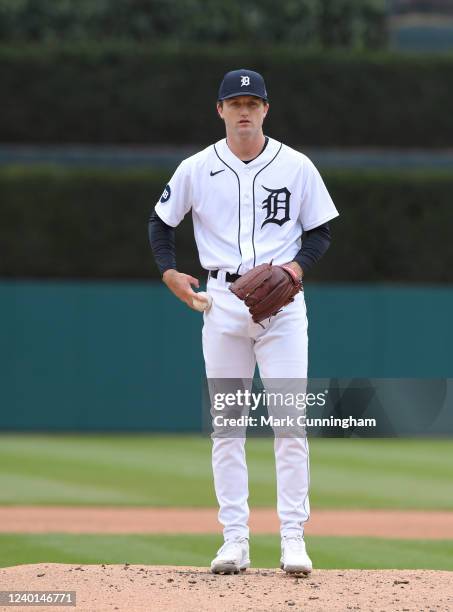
left=251, top=142, right=283, bottom=267
left=214, top=138, right=278, bottom=274
left=213, top=144, right=243, bottom=274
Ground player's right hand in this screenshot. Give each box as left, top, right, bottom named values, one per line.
left=162, top=269, right=200, bottom=309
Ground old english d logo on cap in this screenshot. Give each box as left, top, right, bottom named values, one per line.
left=218, top=69, right=268, bottom=101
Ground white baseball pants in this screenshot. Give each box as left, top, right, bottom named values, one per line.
left=202, top=272, right=310, bottom=541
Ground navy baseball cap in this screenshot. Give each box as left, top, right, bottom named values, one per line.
left=218, top=69, right=268, bottom=101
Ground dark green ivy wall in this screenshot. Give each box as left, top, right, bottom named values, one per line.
left=1, top=280, right=452, bottom=431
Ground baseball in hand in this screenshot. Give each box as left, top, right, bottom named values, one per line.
left=192, top=291, right=213, bottom=312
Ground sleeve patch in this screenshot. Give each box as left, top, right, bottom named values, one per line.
left=160, top=184, right=171, bottom=203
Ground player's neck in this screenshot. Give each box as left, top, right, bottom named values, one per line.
left=226, top=132, right=266, bottom=162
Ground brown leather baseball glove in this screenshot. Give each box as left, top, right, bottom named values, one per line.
left=229, top=262, right=302, bottom=324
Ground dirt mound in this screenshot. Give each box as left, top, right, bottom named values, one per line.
left=1, top=564, right=452, bottom=611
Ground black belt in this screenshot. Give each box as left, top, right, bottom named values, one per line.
left=210, top=270, right=241, bottom=283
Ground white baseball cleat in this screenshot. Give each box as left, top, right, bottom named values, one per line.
left=280, top=535, right=312, bottom=575
left=210, top=537, right=250, bottom=574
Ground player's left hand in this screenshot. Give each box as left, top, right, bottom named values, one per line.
left=283, top=261, right=303, bottom=281
left=229, top=262, right=303, bottom=324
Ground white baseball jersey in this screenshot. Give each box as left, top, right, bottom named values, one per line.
left=155, top=136, right=339, bottom=274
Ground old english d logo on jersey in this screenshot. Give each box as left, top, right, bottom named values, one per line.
left=261, top=186, right=291, bottom=228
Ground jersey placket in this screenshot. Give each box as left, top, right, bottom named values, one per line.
left=238, top=166, right=255, bottom=272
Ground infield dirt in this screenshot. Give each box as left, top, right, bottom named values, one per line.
left=1, top=507, right=453, bottom=538
left=1, top=564, right=452, bottom=611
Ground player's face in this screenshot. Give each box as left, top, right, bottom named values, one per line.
left=217, top=96, right=269, bottom=138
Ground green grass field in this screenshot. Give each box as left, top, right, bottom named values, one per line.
left=0, top=435, right=452, bottom=509
left=0, top=534, right=452, bottom=570
left=0, top=435, right=452, bottom=570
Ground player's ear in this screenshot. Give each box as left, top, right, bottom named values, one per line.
left=263, top=101, right=269, bottom=120
left=216, top=101, right=224, bottom=120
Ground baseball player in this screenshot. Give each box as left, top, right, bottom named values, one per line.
left=149, top=69, right=339, bottom=574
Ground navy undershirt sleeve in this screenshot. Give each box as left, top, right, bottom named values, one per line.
left=148, top=210, right=177, bottom=276
left=293, top=222, right=331, bottom=275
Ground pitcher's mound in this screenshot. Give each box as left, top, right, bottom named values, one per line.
left=1, top=564, right=452, bottom=611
